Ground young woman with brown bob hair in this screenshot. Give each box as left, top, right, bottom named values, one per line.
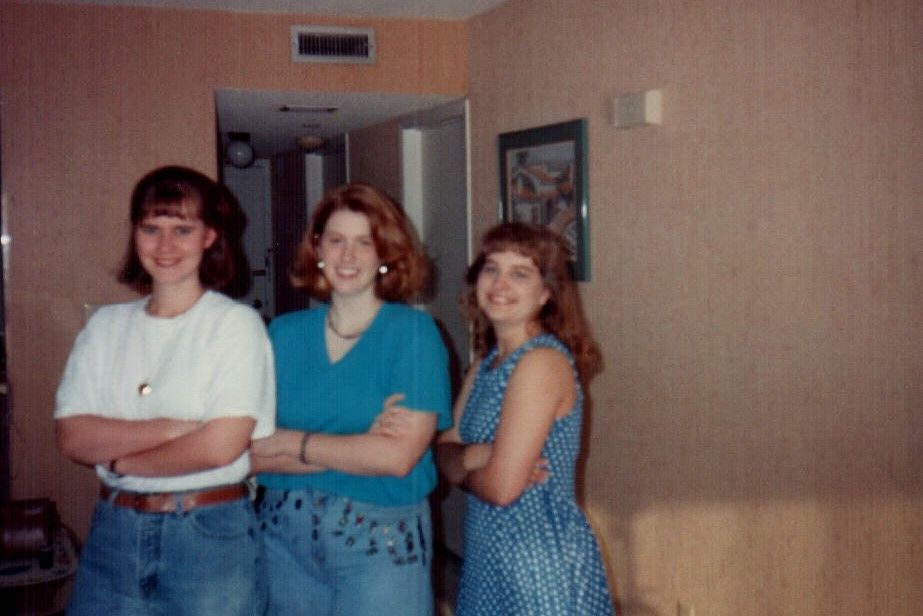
left=436, top=222, right=613, bottom=614
left=117, top=166, right=248, bottom=295
left=55, top=165, right=275, bottom=615
left=251, top=183, right=451, bottom=615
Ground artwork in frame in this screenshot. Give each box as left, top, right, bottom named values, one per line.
left=498, top=118, right=589, bottom=280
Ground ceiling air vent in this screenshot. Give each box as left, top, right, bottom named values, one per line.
left=291, top=25, right=376, bottom=65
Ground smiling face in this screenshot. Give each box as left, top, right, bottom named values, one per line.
left=133, top=203, right=217, bottom=291
left=316, top=208, right=382, bottom=300
left=476, top=250, right=551, bottom=333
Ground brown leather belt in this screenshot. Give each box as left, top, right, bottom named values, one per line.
left=99, top=483, right=248, bottom=514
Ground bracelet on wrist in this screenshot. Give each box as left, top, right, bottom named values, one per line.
left=299, top=432, right=312, bottom=465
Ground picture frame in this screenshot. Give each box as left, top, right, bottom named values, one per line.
left=498, top=118, right=589, bottom=280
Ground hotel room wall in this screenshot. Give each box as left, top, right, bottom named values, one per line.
left=466, top=0, right=921, bottom=613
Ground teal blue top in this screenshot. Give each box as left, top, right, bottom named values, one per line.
left=258, top=302, right=451, bottom=506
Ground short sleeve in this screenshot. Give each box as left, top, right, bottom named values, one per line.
left=202, top=305, right=276, bottom=438
left=54, top=310, right=109, bottom=418
left=388, top=310, right=452, bottom=430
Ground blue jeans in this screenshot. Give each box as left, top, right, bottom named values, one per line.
left=66, top=492, right=266, bottom=616
left=257, top=487, right=433, bottom=616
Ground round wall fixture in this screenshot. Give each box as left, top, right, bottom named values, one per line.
left=226, top=132, right=254, bottom=168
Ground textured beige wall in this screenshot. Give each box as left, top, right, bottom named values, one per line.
left=0, top=1, right=466, bottom=536
left=467, top=0, right=921, bottom=614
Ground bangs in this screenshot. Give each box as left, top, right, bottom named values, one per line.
left=134, top=179, right=203, bottom=223
left=483, top=237, right=542, bottom=268
left=139, top=196, right=201, bottom=221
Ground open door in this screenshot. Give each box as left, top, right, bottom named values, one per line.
left=223, top=160, right=274, bottom=320
left=402, top=100, right=471, bottom=559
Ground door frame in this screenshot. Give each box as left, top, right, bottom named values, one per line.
left=400, top=99, right=471, bottom=558
left=400, top=99, right=472, bottom=295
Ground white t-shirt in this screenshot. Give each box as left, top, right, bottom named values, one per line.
left=55, top=290, right=275, bottom=492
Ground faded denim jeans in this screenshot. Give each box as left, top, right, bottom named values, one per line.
left=66, top=492, right=266, bottom=616
left=257, top=487, right=433, bottom=616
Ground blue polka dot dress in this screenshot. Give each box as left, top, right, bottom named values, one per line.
left=456, top=334, right=614, bottom=615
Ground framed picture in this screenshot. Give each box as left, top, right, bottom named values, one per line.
left=498, top=118, right=589, bottom=280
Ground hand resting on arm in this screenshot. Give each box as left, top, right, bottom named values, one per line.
left=251, top=393, right=437, bottom=478
left=438, top=349, right=571, bottom=506
left=57, top=414, right=256, bottom=477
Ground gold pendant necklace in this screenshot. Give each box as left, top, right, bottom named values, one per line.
left=137, top=299, right=193, bottom=397
left=326, top=310, right=375, bottom=340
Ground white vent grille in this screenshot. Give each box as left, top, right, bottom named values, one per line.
left=291, top=25, right=376, bottom=64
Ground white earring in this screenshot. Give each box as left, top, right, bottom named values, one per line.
left=378, top=264, right=389, bottom=275
left=317, top=260, right=326, bottom=270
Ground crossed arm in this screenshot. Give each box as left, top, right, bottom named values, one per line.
left=55, top=414, right=256, bottom=477
left=436, top=348, right=575, bottom=507
left=250, top=394, right=438, bottom=478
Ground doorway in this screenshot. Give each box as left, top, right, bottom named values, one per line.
left=223, top=160, right=274, bottom=319
left=402, top=101, right=471, bottom=567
